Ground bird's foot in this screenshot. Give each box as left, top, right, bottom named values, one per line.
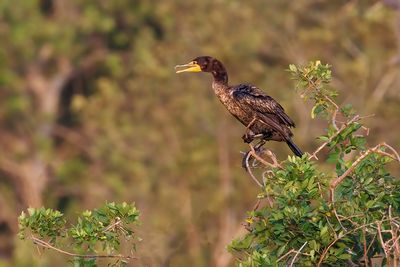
left=242, top=132, right=264, bottom=143
left=242, top=133, right=254, bottom=143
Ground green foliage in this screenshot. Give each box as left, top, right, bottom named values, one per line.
left=19, top=202, right=139, bottom=267
left=229, top=61, right=400, bottom=266
left=289, top=61, right=335, bottom=119
left=18, top=207, right=66, bottom=243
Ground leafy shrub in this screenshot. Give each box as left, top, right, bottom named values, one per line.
left=19, top=202, right=140, bottom=267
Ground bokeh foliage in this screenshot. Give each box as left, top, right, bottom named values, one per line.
left=0, top=1, right=400, bottom=266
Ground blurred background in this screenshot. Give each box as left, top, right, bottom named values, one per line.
left=0, top=0, right=400, bottom=266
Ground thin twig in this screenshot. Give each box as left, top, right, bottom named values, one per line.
left=333, top=206, right=347, bottom=231
left=377, top=222, right=391, bottom=266
left=309, top=115, right=361, bottom=160
left=389, top=205, right=400, bottom=264
left=249, top=144, right=281, bottom=169
left=263, top=149, right=281, bottom=168
left=30, top=235, right=135, bottom=260
left=317, top=218, right=397, bottom=267
left=249, top=146, right=275, bottom=168
left=382, top=142, right=400, bottom=162
left=324, top=95, right=339, bottom=130
left=389, top=235, right=400, bottom=252
left=329, top=142, right=400, bottom=203
left=252, top=199, right=261, bottom=211
left=244, top=151, right=263, bottom=187
left=277, top=249, right=295, bottom=262
left=366, top=233, right=377, bottom=258
left=289, top=241, right=308, bottom=267
left=103, top=217, right=122, bottom=232
left=362, top=226, right=369, bottom=267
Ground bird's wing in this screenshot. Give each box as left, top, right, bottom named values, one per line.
left=232, top=84, right=295, bottom=128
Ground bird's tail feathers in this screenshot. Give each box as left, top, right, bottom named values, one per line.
left=286, top=139, right=303, bottom=157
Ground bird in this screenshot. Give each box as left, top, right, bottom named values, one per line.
left=175, top=56, right=303, bottom=160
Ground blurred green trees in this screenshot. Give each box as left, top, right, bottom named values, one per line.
left=1, top=0, right=400, bottom=266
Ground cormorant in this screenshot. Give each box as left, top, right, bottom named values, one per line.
left=175, top=56, right=303, bottom=158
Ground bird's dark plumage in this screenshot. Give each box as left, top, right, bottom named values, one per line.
left=175, top=56, right=303, bottom=157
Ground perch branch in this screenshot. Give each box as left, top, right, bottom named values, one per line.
left=243, top=151, right=263, bottom=187
left=248, top=144, right=281, bottom=169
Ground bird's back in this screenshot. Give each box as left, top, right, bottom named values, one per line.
left=226, top=84, right=295, bottom=140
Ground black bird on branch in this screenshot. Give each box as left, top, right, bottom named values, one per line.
left=175, top=56, right=303, bottom=165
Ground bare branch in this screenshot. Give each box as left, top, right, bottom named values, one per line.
left=329, top=142, right=400, bottom=203
left=309, top=115, right=361, bottom=160
left=324, top=95, right=339, bottom=130
left=317, top=218, right=397, bottom=267
left=243, top=151, right=263, bottom=187
left=248, top=144, right=281, bottom=169
left=277, top=249, right=295, bottom=263
left=30, top=235, right=136, bottom=260
left=362, top=226, right=369, bottom=267
left=289, top=241, right=308, bottom=267
left=377, top=222, right=390, bottom=265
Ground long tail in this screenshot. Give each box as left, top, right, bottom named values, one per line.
left=286, top=139, right=303, bottom=157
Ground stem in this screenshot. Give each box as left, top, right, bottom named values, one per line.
left=248, top=144, right=281, bottom=169
left=377, top=222, right=391, bottom=266
left=243, top=150, right=263, bottom=187
left=289, top=241, right=308, bottom=267
left=30, top=235, right=135, bottom=260
left=362, top=226, right=369, bottom=267
left=329, top=143, right=400, bottom=203
left=317, top=219, right=396, bottom=267
left=309, top=115, right=361, bottom=160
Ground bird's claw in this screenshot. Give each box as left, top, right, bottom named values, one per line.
left=242, top=133, right=254, bottom=143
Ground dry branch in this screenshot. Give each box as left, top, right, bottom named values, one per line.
left=329, top=142, right=400, bottom=203
left=30, top=235, right=135, bottom=260
left=309, top=115, right=361, bottom=160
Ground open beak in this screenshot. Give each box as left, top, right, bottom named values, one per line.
left=175, top=61, right=202, bottom=73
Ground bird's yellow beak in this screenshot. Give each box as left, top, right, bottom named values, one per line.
left=175, top=61, right=202, bottom=73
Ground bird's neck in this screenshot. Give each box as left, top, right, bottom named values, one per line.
left=212, top=71, right=228, bottom=85
left=211, top=59, right=228, bottom=86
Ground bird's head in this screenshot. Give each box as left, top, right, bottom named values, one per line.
left=175, top=56, right=215, bottom=73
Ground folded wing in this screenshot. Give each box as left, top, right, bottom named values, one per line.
left=232, top=84, right=295, bottom=137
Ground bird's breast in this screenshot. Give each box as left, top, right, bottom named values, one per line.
left=212, top=83, right=253, bottom=125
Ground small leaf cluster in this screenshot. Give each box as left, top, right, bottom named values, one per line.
left=324, top=121, right=366, bottom=167
left=19, top=207, right=66, bottom=243
left=230, top=62, right=400, bottom=266
left=70, top=202, right=139, bottom=253
left=19, top=202, right=140, bottom=266
left=289, top=61, right=335, bottom=119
